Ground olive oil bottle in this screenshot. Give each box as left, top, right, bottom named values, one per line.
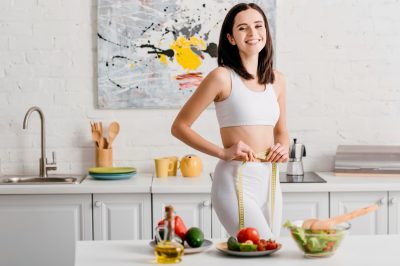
left=155, top=205, right=184, bottom=264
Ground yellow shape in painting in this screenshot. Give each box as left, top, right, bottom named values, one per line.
left=159, top=54, right=168, bottom=64
left=170, top=36, right=206, bottom=70
left=129, top=63, right=135, bottom=69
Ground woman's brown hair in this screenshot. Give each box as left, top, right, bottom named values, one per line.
left=217, top=3, right=274, bottom=84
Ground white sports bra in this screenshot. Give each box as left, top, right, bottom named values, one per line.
left=214, top=69, right=280, bottom=128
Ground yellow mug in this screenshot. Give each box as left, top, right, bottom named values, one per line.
left=154, top=158, right=172, bottom=178
left=166, top=156, right=178, bottom=176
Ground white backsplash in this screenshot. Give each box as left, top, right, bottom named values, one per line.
left=0, top=0, right=400, bottom=175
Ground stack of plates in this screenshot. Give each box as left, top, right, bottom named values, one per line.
left=88, top=167, right=136, bottom=180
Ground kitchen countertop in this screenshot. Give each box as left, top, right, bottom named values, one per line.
left=2, top=171, right=400, bottom=194
left=0, top=173, right=152, bottom=194
left=281, top=172, right=400, bottom=192
left=148, top=171, right=400, bottom=193
left=75, top=235, right=400, bottom=266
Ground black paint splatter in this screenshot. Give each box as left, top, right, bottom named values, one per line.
left=97, top=33, right=130, bottom=48
left=112, top=55, right=132, bottom=60
left=108, top=78, right=123, bottom=88
left=139, top=44, right=174, bottom=59
left=204, top=43, right=217, bottom=58
left=141, top=22, right=155, bottom=36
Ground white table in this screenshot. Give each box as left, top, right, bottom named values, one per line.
left=75, top=235, right=400, bottom=266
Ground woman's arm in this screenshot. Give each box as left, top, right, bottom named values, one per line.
left=171, top=68, right=228, bottom=160
left=266, top=71, right=290, bottom=163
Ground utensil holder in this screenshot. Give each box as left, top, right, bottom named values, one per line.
left=96, top=148, right=113, bottom=167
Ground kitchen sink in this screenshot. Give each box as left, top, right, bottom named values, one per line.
left=0, top=175, right=87, bottom=185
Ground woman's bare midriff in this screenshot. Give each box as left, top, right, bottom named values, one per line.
left=220, top=125, right=275, bottom=160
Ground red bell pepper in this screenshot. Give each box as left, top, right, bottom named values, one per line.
left=158, top=215, right=188, bottom=240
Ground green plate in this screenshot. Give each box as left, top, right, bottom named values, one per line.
left=88, top=167, right=136, bottom=174
left=90, top=172, right=136, bottom=180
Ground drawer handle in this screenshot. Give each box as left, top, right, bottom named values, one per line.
left=95, top=201, right=102, bottom=207
left=202, top=200, right=211, bottom=207
left=390, top=198, right=398, bottom=205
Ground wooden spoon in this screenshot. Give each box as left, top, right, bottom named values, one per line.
left=98, top=122, right=104, bottom=148
left=107, top=122, right=120, bottom=149
left=303, top=204, right=379, bottom=230
left=91, top=130, right=101, bottom=148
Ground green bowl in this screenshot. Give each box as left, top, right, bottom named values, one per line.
left=286, top=220, right=350, bottom=258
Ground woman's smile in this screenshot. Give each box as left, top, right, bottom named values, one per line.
left=245, top=38, right=262, bottom=45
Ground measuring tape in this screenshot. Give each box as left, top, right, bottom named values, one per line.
left=236, top=161, right=278, bottom=230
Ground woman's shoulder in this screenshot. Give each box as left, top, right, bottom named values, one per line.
left=272, top=69, right=286, bottom=97
left=202, top=66, right=231, bottom=88
left=200, top=67, right=231, bottom=101
left=273, top=70, right=286, bottom=88
left=273, top=69, right=286, bottom=84
left=207, top=66, right=231, bottom=81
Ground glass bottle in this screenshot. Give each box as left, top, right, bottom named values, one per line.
left=155, top=205, right=184, bottom=264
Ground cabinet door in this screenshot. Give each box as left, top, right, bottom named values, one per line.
left=0, top=194, right=92, bottom=266
left=389, top=191, right=400, bottom=234
left=93, top=193, right=151, bottom=240
left=281, top=192, right=329, bottom=236
left=330, top=192, right=387, bottom=235
left=152, top=194, right=212, bottom=239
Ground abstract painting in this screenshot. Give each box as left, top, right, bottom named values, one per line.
left=97, top=0, right=276, bottom=109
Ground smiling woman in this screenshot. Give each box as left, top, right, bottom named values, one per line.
left=171, top=2, right=289, bottom=240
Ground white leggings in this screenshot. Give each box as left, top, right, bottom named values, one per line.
left=211, top=160, right=282, bottom=240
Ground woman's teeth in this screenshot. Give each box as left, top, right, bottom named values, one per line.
left=246, top=39, right=260, bottom=44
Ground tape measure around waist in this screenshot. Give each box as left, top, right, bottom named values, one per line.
left=270, top=163, right=277, bottom=230
left=236, top=162, right=277, bottom=230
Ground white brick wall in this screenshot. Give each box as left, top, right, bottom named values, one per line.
left=277, top=0, right=400, bottom=170
left=0, top=0, right=399, bottom=176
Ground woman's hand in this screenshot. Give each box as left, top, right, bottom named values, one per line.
left=265, top=143, right=289, bottom=163
left=222, top=141, right=256, bottom=162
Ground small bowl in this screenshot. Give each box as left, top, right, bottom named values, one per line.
left=285, top=220, right=350, bottom=258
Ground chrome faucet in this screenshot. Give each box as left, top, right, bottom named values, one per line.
left=23, top=106, right=57, bottom=177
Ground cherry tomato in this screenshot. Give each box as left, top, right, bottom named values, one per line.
left=236, top=227, right=260, bottom=244
left=257, top=242, right=266, bottom=251
left=265, top=239, right=278, bottom=250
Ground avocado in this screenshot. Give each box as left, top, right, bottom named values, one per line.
left=185, top=227, right=204, bottom=248
left=227, top=236, right=240, bottom=251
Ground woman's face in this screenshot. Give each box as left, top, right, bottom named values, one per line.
left=228, top=8, right=267, bottom=57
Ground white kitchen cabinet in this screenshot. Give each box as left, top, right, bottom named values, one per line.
left=152, top=193, right=212, bottom=239
left=0, top=194, right=92, bottom=266
left=388, top=191, right=400, bottom=234
left=330, top=191, right=388, bottom=235
left=281, top=192, right=329, bottom=236
left=93, top=193, right=151, bottom=240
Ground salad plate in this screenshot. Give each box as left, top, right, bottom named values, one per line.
left=149, top=239, right=213, bottom=254
left=216, top=242, right=281, bottom=257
